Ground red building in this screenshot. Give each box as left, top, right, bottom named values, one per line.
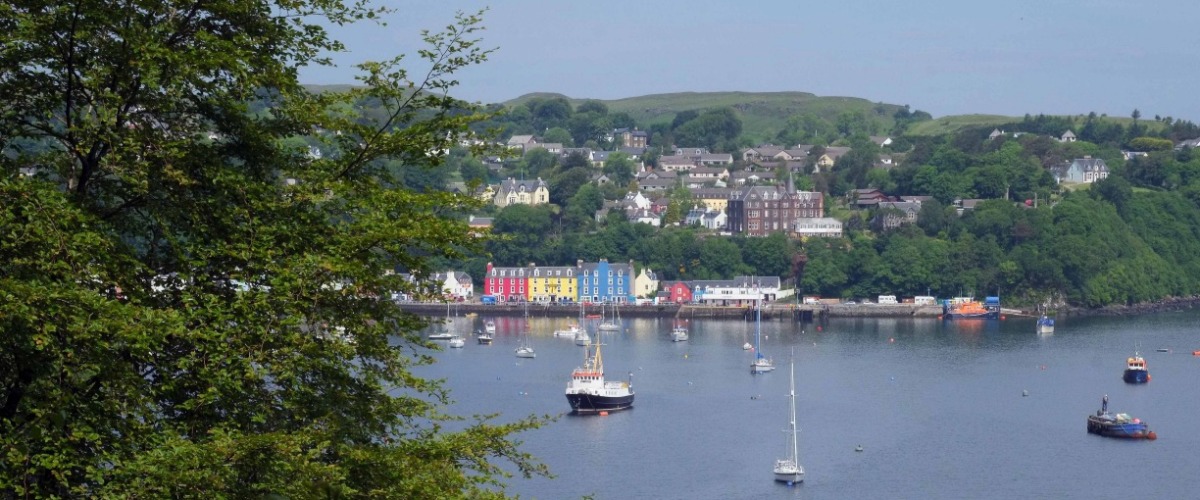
left=663, top=281, right=693, bottom=304
left=483, top=262, right=530, bottom=303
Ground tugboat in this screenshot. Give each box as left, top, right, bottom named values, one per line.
left=1087, top=395, right=1156, bottom=440
left=565, top=336, right=634, bottom=414
left=1122, top=352, right=1150, bottom=384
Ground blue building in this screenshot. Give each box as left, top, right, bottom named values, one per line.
left=577, top=259, right=634, bottom=303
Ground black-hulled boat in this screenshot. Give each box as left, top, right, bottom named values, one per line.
left=564, top=335, right=633, bottom=414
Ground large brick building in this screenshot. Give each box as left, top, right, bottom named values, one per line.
left=727, top=184, right=823, bottom=237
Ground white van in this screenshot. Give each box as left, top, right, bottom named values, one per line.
left=877, top=295, right=898, bottom=304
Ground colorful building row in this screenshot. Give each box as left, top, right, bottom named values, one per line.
left=483, top=260, right=658, bottom=304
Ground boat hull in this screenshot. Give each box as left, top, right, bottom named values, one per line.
left=566, top=393, right=634, bottom=414
left=1123, top=369, right=1149, bottom=384
left=1087, top=415, right=1155, bottom=439
left=774, top=471, right=804, bottom=483
left=943, top=310, right=999, bottom=319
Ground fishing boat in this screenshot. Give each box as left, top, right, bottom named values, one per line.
left=774, top=353, right=804, bottom=484
left=670, top=325, right=689, bottom=342
left=942, top=296, right=1000, bottom=319
left=1087, top=395, right=1156, bottom=440
left=1122, top=352, right=1150, bottom=384
left=598, top=303, right=621, bottom=332
left=447, top=335, right=465, bottom=348
left=751, top=298, right=774, bottom=373
left=565, top=334, right=634, bottom=414
left=515, top=301, right=535, bottom=358
left=484, top=320, right=497, bottom=335
left=1036, top=315, right=1055, bottom=335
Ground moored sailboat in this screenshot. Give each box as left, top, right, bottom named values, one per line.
left=751, top=298, right=774, bottom=373
left=774, top=353, right=804, bottom=484
left=515, top=301, right=535, bottom=358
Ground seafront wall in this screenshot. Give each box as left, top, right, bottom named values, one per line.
left=399, top=302, right=946, bottom=320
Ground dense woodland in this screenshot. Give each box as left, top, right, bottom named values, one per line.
left=424, top=97, right=1200, bottom=309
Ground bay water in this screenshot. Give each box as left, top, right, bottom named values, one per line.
left=415, top=309, right=1200, bottom=499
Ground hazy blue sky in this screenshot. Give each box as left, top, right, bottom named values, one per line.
left=300, top=1, right=1199, bottom=121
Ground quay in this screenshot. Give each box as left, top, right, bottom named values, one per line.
left=398, top=302, right=946, bottom=321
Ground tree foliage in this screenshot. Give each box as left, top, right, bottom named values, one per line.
left=0, top=5, right=549, bottom=497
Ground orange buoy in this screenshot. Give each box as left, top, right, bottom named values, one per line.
left=1147, top=375, right=1151, bottom=382
left=1000, top=315, right=1007, bottom=320
left=599, top=411, right=608, bottom=416
left=889, top=338, right=894, bottom=343
left=1147, top=431, right=1157, bottom=440
left=816, top=326, right=822, bottom=332
left=937, top=315, right=943, bottom=320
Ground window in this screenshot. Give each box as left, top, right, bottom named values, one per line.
left=608, top=278, right=613, bottom=285
left=608, top=287, right=613, bottom=295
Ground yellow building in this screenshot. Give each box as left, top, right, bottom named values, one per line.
left=493, top=177, right=550, bottom=208
left=633, top=267, right=659, bottom=299
left=528, top=265, right=577, bottom=303
left=690, top=188, right=731, bottom=213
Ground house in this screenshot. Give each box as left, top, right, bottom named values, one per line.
left=589, top=150, right=612, bottom=168
left=627, top=208, right=662, bottom=227
left=742, top=144, right=784, bottom=162
left=527, top=265, right=577, bottom=303
left=561, top=147, right=592, bottom=159
left=637, top=177, right=677, bottom=192
left=1175, top=137, right=1200, bottom=150
left=684, top=205, right=708, bottom=226
left=689, top=187, right=733, bottom=212
left=633, top=266, right=659, bottom=300
left=1059, top=130, right=1077, bottom=143
left=658, top=155, right=698, bottom=172
left=613, top=128, right=648, bottom=148
left=793, top=217, right=843, bottom=239
left=673, top=147, right=709, bottom=156
left=701, top=209, right=728, bottom=231
left=528, top=143, right=563, bottom=155
left=431, top=270, right=473, bottom=299
left=953, top=198, right=984, bottom=216
left=853, top=188, right=891, bottom=209
left=687, top=166, right=728, bottom=180
left=774, top=147, right=810, bottom=161
left=869, top=136, right=893, bottom=147
left=506, top=135, right=537, bottom=153
left=728, top=169, right=776, bottom=185
left=695, top=153, right=734, bottom=165
left=815, top=147, right=851, bottom=171
left=483, top=262, right=531, bottom=303
left=1122, top=150, right=1149, bottom=161
left=618, top=146, right=648, bottom=159
left=727, top=184, right=824, bottom=237
left=988, top=129, right=1005, bottom=140
left=662, top=281, right=693, bottom=304
left=876, top=201, right=922, bottom=229
left=1052, top=157, right=1109, bottom=184
left=467, top=216, right=493, bottom=236
left=622, top=191, right=652, bottom=211
left=493, top=177, right=550, bottom=207
left=578, top=259, right=634, bottom=303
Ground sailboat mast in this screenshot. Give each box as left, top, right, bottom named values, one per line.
left=789, top=357, right=798, bottom=463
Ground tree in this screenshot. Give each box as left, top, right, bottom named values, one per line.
left=602, top=152, right=636, bottom=185
left=0, top=6, right=547, bottom=498
left=542, top=126, right=574, bottom=147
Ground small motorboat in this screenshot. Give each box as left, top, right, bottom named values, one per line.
left=447, top=335, right=466, bottom=348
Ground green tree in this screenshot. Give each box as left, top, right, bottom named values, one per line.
left=542, top=126, right=574, bottom=146
left=602, top=152, right=636, bottom=185
left=0, top=6, right=547, bottom=498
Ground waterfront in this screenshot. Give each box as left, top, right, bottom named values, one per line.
left=414, top=310, right=1200, bottom=499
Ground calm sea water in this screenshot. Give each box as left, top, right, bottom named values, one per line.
left=414, top=309, right=1200, bottom=500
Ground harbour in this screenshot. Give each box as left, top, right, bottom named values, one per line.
left=415, top=309, right=1200, bottom=499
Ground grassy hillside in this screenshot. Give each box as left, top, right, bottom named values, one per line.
left=504, top=91, right=906, bottom=144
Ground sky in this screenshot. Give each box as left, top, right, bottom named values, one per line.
left=299, top=0, right=1200, bottom=122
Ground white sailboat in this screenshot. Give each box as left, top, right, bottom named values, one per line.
left=428, top=301, right=455, bottom=340
left=574, top=302, right=591, bottom=346
left=774, top=353, right=804, bottom=484
left=751, top=298, right=774, bottom=373
left=447, top=335, right=465, bottom=348
left=516, top=301, right=536, bottom=358
left=598, top=302, right=621, bottom=332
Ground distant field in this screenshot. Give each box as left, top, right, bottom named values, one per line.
left=503, top=91, right=905, bottom=144
left=905, top=114, right=1018, bottom=136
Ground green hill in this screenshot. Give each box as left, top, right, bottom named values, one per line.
left=503, top=91, right=907, bottom=143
